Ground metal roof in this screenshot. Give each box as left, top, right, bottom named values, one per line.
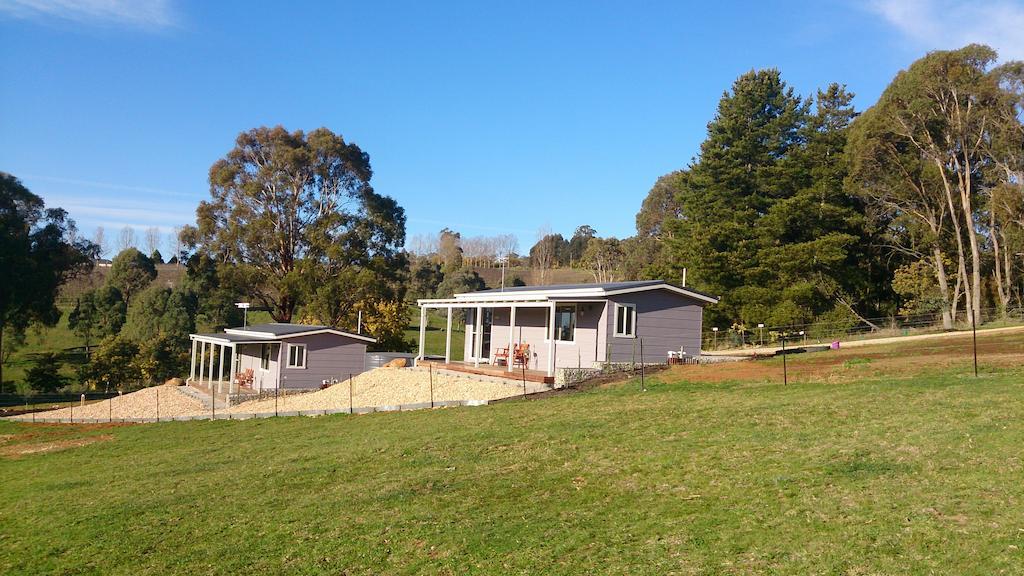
left=229, top=323, right=330, bottom=336
left=418, top=279, right=719, bottom=307
left=474, top=280, right=666, bottom=293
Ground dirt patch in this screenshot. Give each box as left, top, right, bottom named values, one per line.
left=0, top=434, right=113, bottom=458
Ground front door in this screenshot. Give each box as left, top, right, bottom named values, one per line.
left=469, top=309, right=493, bottom=361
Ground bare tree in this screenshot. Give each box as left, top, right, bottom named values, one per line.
left=92, top=226, right=107, bottom=259
left=408, top=232, right=439, bottom=256
left=144, top=227, right=161, bottom=256
left=118, top=226, right=137, bottom=253
left=170, top=226, right=184, bottom=264
left=532, top=225, right=554, bottom=285
left=495, top=233, right=518, bottom=260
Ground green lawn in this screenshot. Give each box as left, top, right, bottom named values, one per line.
left=406, top=308, right=465, bottom=360
left=2, top=335, right=1023, bottom=574
left=1, top=308, right=85, bottom=392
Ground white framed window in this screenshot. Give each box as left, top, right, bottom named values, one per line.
left=286, top=343, right=307, bottom=368
left=544, top=304, right=576, bottom=342
left=614, top=303, right=636, bottom=338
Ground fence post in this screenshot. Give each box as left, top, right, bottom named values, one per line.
left=640, top=338, right=646, bottom=392
left=349, top=373, right=353, bottom=414
left=109, top=395, right=112, bottom=423
left=521, top=363, right=527, bottom=398
left=429, top=364, right=434, bottom=408
left=275, top=385, right=279, bottom=417
left=781, top=333, right=788, bottom=386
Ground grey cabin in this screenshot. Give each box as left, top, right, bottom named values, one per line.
left=187, top=323, right=375, bottom=395
left=416, top=280, right=719, bottom=377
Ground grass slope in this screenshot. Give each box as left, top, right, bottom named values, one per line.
left=2, top=335, right=1023, bottom=574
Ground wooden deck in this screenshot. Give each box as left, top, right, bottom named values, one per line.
left=420, top=361, right=555, bottom=384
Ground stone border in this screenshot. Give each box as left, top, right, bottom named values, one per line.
left=5, top=399, right=489, bottom=425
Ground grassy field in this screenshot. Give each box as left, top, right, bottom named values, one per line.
left=1, top=331, right=1023, bottom=574
left=406, top=308, right=466, bottom=360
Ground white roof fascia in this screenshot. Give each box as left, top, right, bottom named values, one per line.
left=223, top=328, right=376, bottom=343
left=603, top=284, right=720, bottom=304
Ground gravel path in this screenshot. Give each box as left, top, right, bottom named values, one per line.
left=226, top=367, right=540, bottom=414
left=9, top=386, right=208, bottom=421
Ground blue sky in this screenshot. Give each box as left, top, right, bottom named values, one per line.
left=2, top=0, right=1023, bottom=257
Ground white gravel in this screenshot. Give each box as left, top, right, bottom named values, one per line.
left=8, top=367, right=546, bottom=422
left=10, top=386, right=208, bottom=421
left=226, top=367, right=542, bottom=414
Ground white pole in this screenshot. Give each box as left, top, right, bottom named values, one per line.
left=547, top=302, right=556, bottom=376
left=198, top=341, right=206, bottom=385
left=474, top=305, right=483, bottom=368
left=357, top=310, right=362, bottom=334
left=208, top=342, right=216, bottom=391
left=217, top=343, right=225, bottom=395
left=189, top=338, right=197, bottom=382
left=508, top=304, right=516, bottom=372
left=444, top=306, right=452, bottom=364
left=418, top=306, right=427, bottom=360
left=229, top=344, right=238, bottom=394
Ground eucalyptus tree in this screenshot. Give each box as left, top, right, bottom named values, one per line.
left=188, top=126, right=407, bottom=325
left=0, top=172, right=96, bottom=386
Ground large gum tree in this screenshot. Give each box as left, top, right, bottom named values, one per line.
left=187, top=126, right=406, bottom=326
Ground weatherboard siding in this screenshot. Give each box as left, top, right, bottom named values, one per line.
left=278, top=333, right=369, bottom=389
left=606, top=289, right=704, bottom=363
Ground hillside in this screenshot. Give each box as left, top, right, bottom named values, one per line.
left=2, top=331, right=1023, bottom=574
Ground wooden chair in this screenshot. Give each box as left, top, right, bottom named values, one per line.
left=234, top=368, right=255, bottom=389
left=494, top=347, right=510, bottom=366
left=512, top=343, right=530, bottom=368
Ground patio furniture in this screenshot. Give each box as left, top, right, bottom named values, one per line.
left=494, top=347, right=509, bottom=366
left=234, top=368, right=255, bottom=389
left=512, top=343, right=530, bottom=368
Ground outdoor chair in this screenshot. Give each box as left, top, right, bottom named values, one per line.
left=512, top=343, right=530, bottom=368
left=234, top=368, right=255, bottom=389
left=494, top=347, right=509, bottom=366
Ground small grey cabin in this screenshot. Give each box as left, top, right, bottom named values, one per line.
left=417, top=280, right=719, bottom=378
left=188, top=323, right=375, bottom=395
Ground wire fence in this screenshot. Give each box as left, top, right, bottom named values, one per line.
left=703, top=306, right=1024, bottom=351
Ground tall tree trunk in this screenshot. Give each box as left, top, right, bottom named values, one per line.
left=937, top=160, right=973, bottom=327
left=932, top=247, right=954, bottom=330
left=0, top=321, right=4, bottom=394
left=957, top=157, right=982, bottom=325
left=991, top=211, right=1009, bottom=317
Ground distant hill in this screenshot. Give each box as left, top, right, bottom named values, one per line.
left=472, top=266, right=594, bottom=288
left=59, top=263, right=186, bottom=304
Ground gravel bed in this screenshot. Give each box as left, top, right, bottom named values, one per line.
left=10, top=386, right=208, bottom=421
left=226, top=367, right=538, bottom=414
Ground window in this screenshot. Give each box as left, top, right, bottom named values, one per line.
left=546, top=304, right=576, bottom=342
left=260, top=343, right=272, bottom=370
left=260, top=343, right=280, bottom=370
left=287, top=343, right=307, bottom=368
left=614, top=303, right=636, bottom=338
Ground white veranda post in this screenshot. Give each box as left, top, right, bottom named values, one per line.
left=217, top=343, right=225, bottom=394
left=507, top=305, right=516, bottom=372
left=418, top=306, right=427, bottom=360
left=198, top=341, right=206, bottom=385
left=474, top=306, right=484, bottom=367
left=547, top=302, right=556, bottom=377
left=444, top=306, right=452, bottom=364
left=189, top=339, right=197, bottom=382
left=208, top=342, right=215, bottom=389
left=229, top=344, right=238, bottom=394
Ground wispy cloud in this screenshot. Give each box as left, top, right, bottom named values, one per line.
left=19, top=174, right=199, bottom=199
left=0, top=0, right=176, bottom=29
left=867, top=0, right=1024, bottom=61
